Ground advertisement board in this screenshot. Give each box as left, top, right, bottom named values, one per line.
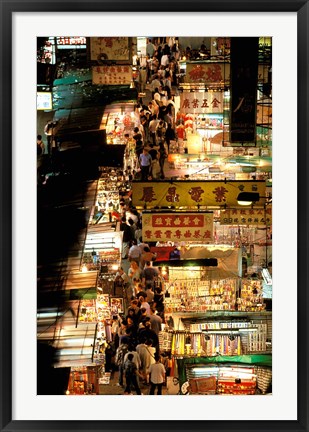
left=36, top=92, right=52, bottom=110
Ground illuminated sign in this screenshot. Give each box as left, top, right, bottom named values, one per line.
left=180, top=91, right=223, bottom=114
left=132, top=181, right=266, bottom=208
left=56, top=36, right=87, bottom=47
left=142, top=212, right=213, bottom=242
left=36, top=92, right=52, bottom=110
left=185, top=63, right=267, bottom=85
left=185, top=63, right=230, bottom=84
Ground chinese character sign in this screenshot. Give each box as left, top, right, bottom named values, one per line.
left=132, top=181, right=266, bottom=208
left=92, top=65, right=132, bottom=85
left=185, top=63, right=230, bottom=84
left=90, top=37, right=130, bottom=61
left=142, top=212, right=214, bottom=242
left=180, top=92, right=223, bottom=114
left=56, top=37, right=87, bottom=46
left=220, top=208, right=272, bottom=226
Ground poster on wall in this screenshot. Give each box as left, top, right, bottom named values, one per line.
left=142, top=212, right=214, bottom=242
left=90, top=37, right=130, bottom=61
left=110, top=297, right=124, bottom=314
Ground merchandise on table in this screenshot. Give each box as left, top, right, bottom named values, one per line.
left=237, top=278, right=266, bottom=311
left=79, top=299, right=97, bottom=323
left=66, top=366, right=99, bottom=395
left=92, top=167, right=124, bottom=224
left=184, top=364, right=268, bottom=395
left=217, top=366, right=256, bottom=395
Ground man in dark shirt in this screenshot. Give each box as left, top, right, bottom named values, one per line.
left=142, top=261, right=159, bottom=288
left=137, top=318, right=159, bottom=353
left=120, top=217, right=134, bottom=259
left=124, top=353, right=143, bottom=395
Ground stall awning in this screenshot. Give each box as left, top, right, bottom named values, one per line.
left=153, top=258, right=218, bottom=268
left=177, top=354, right=272, bottom=387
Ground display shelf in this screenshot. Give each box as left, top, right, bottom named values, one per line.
left=164, top=266, right=237, bottom=313
left=169, top=310, right=272, bottom=318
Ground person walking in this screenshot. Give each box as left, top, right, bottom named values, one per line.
left=123, top=345, right=141, bottom=371
left=148, top=115, right=159, bottom=146
left=142, top=261, right=159, bottom=288
left=149, top=353, right=166, bottom=395
left=115, top=337, right=129, bottom=387
left=149, top=307, right=162, bottom=335
left=37, top=134, right=45, bottom=156
left=139, top=147, right=152, bottom=181
left=136, top=338, right=156, bottom=384
left=123, top=353, right=144, bottom=395
left=165, top=123, right=176, bottom=153
left=120, top=217, right=134, bottom=259
left=137, top=318, right=159, bottom=353
left=128, top=261, right=142, bottom=286
left=128, top=239, right=142, bottom=265
left=158, top=141, right=168, bottom=179
left=140, top=246, right=157, bottom=270
left=146, top=38, right=156, bottom=58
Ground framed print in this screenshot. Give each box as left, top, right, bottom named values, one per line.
left=110, top=297, right=124, bottom=314
left=1, top=1, right=308, bottom=432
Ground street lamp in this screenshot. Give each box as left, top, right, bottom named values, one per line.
left=237, top=192, right=271, bottom=206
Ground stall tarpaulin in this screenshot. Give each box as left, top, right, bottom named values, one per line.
left=132, top=180, right=266, bottom=208
left=142, top=212, right=214, bottom=243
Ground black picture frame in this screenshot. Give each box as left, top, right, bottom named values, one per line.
left=1, top=1, right=308, bottom=431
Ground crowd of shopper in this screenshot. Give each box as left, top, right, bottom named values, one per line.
left=130, top=38, right=182, bottom=182
left=110, top=291, right=166, bottom=394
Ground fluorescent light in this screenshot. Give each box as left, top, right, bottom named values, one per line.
left=261, top=268, right=272, bottom=285
left=202, top=329, right=240, bottom=334
left=238, top=200, right=253, bottom=206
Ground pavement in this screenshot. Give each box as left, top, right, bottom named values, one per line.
left=99, top=369, right=168, bottom=396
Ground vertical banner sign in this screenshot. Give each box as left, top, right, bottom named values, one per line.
left=230, top=38, right=258, bottom=143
